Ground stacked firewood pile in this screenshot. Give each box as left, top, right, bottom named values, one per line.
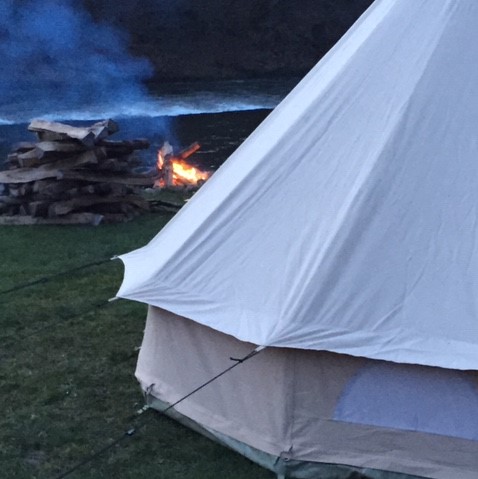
left=0, top=119, right=155, bottom=225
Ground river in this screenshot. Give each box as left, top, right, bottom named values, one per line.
left=0, top=77, right=299, bottom=170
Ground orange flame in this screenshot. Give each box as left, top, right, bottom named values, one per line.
left=157, top=141, right=173, bottom=171
left=155, top=141, right=209, bottom=188
left=157, top=152, right=164, bottom=170
left=171, top=160, right=210, bottom=185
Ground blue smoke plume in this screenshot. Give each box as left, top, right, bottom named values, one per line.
left=0, top=0, right=153, bottom=122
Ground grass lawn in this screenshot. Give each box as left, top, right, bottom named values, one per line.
left=0, top=208, right=274, bottom=479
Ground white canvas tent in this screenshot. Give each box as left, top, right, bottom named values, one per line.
left=117, top=0, right=478, bottom=477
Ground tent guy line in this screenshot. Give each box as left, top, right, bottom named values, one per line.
left=53, top=414, right=150, bottom=479
left=54, top=346, right=264, bottom=479
left=2, top=298, right=112, bottom=346
left=0, top=258, right=111, bottom=297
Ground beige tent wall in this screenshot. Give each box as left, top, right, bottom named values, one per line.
left=136, top=307, right=478, bottom=479
left=137, top=306, right=293, bottom=456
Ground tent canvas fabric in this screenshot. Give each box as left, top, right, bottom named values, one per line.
left=118, top=0, right=478, bottom=371
left=117, top=0, right=478, bottom=477
left=137, top=307, right=478, bottom=479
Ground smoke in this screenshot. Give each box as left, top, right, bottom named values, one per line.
left=0, top=0, right=153, bottom=122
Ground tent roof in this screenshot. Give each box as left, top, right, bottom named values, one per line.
left=118, top=0, right=478, bottom=370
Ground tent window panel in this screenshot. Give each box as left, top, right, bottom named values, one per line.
left=333, top=362, right=478, bottom=441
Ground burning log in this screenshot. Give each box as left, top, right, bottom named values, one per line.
left=176, top=142, right=201, bottom=161
left=155, top=141, right=209, bottom=189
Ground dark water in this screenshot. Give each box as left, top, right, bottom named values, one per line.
left=0, top=77, right=297, bottom=171
left=117, top=109, right=272, bottom=171
left=161, top=109, right=271, bottom=171
left=0, top=77, right=298, bottom=124
left=0, top=109, right=271, bottom=173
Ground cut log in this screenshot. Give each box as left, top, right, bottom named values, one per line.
left=17, top=156, right=40, bottom=169
left=99, top=138, right=150, bottom=153
left=12, top=142, right=37, bottom=153
left=109, top=183, right=129, bottom=196
left=62, top=187, right=81, bottom=199
left=31, top=186, right=80, bottom=202
left=88, top=183, right=132, bottom=197
left=79, top=185, right=97, bottom=195
left=6, top=205, right=20, bottom=216
left=19, top=204, right=30, bottom=216
left=48, top=194, right=149, bottom=217
left=0, top=148, right=105, bottom=184
left=0, top=213, right=104, bottom=226
left=28, top=119, right=119, bottom=145
left=0, top=195, right=21, bottom=205
left=32, top=179, right=77, bottom=197
left=5, top=153, right=20, bottom=167
left=91, top=183, right=111, bottom=195
left=58, top=170, right=157, bottom=186
left=17, top=141, right=87, bottom=166
left=92, top=158, right=130, bottom=172
left=89, top=119, right=119, bottom=140
left=75, top=147, right=107, bottom=164
left=29, top=201, right=50, bottom=217
left=100, top=213, right=132, bottom=223
left=1, top=119, right=154, bottom=225
left=8, top=183, right=32, bottom=197
left=32, top=179, right=78, bottom=196
left=119, top=203, right=140, bottom=216
left=3, top=184, right=78, bottom=203
left=28, top=120, right=97, bottom=147
left=16, top=148, right=44, bottom=167
left=148, top=198, right=184, bottom=209
left=0, top=167, right=58, bottom=184
left=0, top=166, right=59, bottom=184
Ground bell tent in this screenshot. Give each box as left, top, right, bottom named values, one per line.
left=116, top=0, right=478, bottom=477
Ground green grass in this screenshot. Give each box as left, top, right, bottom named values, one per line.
left=0, top=211, right=274, bottom=479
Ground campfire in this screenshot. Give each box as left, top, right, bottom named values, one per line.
left=0, top=122, right=211, bottom=225
left=155, top=141, right=210, bottom=188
